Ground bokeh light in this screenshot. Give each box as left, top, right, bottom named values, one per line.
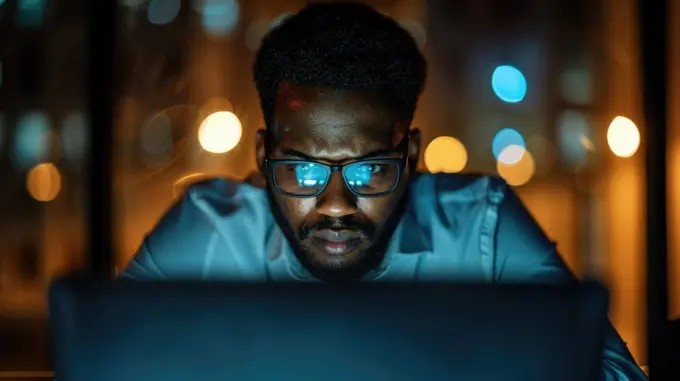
left=491, top=65, right=527, bottom=103
left=14, top=111, right=52, bottom=169
left=492, top=128, right=525, bottom=164
left=148, top=0, right=181, bottom=25
left=196, top=0, right=240, bottom=38
left=26, top=163, right=61, bottom=202
left=120, top=0, right=146, bottom=9
left=424, top=136, right=468, bottom=173
left=556, top=110, right=590, bottom=167
left=607, top=116, right=640, bottom=158
left=498, top=145, right=526, bottom=166
left=580, top=135, right=595, bottom=152
left=16, top=0, right=46, bottom=27
left=61, top=112, right=87, bottom=163
left=198, top=111, right=242, bottom=154
left=497, top=149, right=535, bottom=186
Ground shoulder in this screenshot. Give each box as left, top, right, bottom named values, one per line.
left=422, top=172, right=554, bottom=254
left=403, top=172, right=509, bottom=244
left=410, top=172, right=508, bottom=205
left=152, top=177, right=270, bottom=239
left=404, top=173, right=573, bottom=283
left=130, top=178, right=272, bottom=278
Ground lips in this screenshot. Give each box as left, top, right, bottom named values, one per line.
left=309, top=229, right=364, bottom=255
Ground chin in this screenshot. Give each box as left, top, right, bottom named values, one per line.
left=307, top=250, right=365, bottom=271
left=297, top=244, right=382, bottom=282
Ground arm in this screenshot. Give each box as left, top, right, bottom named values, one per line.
left=495, top=187, right=647, bottom=381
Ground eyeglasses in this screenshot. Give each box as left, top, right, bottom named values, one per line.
left=266, top=158, right=406, bottom=198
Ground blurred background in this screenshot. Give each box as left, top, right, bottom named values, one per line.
left=0, top=0, right=676, bottom=376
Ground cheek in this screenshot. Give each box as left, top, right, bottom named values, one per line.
left=279, top=197, right=317, bottom=220
left=356, top=196, right=400, bottom=226
left=357, top=175, right=409, bottom=225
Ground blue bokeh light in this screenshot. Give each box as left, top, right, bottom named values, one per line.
left=557, top=110, right=590, bottom=166
left=491, top=65, right=527, bottom=103
left=61, top=112, right=88, bottom=162
left=492, top=128, right=526, bottom=160
left=201, top=0, right=240, bottom=37
left=16, top=0, right=46, bottom=27
left=148, top=0, right=181, bottom=25
left=14, top=111, right=51, bottom=168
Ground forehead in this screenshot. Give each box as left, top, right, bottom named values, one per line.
left=272, top=85, right=403, bottom=158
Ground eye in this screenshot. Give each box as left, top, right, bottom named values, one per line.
left=369, top=164, right=386, bottom=173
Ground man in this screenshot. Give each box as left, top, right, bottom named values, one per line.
left=123, top=3, right=646, bottom=380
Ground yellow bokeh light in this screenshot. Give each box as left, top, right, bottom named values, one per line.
left=607, top=116, right=640, bottom=158
left=424, top=136, right=468, bottom=173
left=26, top=163, right=62, bottom=202
left=497, top=147, right=535, bottom=186
left=198, top=111, right=242, bottom=154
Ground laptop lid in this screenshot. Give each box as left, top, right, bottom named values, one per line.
left=49, top=278, right=608, bottom=381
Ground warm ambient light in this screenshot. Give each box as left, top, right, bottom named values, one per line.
left=497, top=148, right=535, bottom=186
left=607, top=116, right=640, bottom=158
left=26, top=163, right=62, bottom=202
left=198, top=111, right=242, bottom=154
left=424, top=136, right=468, bottom=173
left=173, top=173, right=208, bottom=198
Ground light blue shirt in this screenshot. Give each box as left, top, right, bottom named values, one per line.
left=123, top=173, right=647, bottom=380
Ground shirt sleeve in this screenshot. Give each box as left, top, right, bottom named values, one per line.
left=494, top=185, right=648, bottom=381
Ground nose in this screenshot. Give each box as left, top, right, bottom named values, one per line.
left=315, top=171, right=358, bottom=218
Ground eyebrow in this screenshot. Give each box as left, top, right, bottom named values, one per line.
left=279, top=148, right=402, bottom=163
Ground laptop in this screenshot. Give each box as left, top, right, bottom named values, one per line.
left=49, top=277, right=608, bottom=381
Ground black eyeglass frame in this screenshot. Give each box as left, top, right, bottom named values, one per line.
left=264, top=133, right=411, bottom=198
left=265, top=157, right=406, bottom=198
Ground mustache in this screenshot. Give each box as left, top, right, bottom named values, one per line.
left=299, top=218, right=376, bottom=241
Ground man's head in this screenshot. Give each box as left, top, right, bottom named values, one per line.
left=253, top=2, right=427, bottom=282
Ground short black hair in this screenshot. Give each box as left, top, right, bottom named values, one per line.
left=253, top=2, right=427, bottom=129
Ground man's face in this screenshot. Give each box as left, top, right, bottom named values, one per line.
left=256, top=84, right=420, bottom=282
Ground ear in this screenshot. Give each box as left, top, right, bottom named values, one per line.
left=408, top=128, right=421, bottom=171
left=255, top=129, right=267, bottom=175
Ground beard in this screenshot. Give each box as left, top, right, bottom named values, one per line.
left=265, top=186, right=408, bottom=283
